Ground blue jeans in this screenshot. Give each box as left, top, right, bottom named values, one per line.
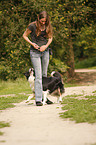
left=30, top=49, right=49, bottom=102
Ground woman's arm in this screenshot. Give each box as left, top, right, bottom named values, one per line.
left=46, top=37, right=53, bottom=48
left=40, top=37, right=53, bottom=52
left=23, top=28, right=39, bottom=49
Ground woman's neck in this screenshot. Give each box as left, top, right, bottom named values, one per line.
left=40, top=24, right=45, bottom=31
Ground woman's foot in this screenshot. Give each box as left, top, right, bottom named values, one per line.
left=36, top=101, right=43, bottom=106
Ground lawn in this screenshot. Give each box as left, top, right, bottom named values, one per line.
left=0, top=75, right=96, bottom=137
left=0, top=77, right=33, bottom=136
left=60, top=94, right=96, bottom=123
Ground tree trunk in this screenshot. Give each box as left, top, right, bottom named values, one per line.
left=67, top=38, right=75, bottom=78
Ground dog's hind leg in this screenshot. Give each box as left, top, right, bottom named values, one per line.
left=57, top=88, right=62, bottom=103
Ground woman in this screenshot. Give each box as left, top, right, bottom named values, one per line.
left=23, top=11, right=53, bottom=106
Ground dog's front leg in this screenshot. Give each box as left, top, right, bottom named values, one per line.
left=43, top=90, right=49, bottom=105
left=25, top=95, right=34, bottom=103
left=57, top=88, right=62, bottom=103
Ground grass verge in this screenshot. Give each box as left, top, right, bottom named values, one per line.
left=0, top=78, right=32, bottom=95
left=0, top=94, right=29, bottom=136
left=0, top=121, right=10, bottom=136
left=0, top=78, right=33, bottom=136
left=60, top=94, right=96, bottom=123
left=0, top=94, right=28, bottom=110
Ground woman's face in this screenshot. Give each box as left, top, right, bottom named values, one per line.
left=39, top=18, right=46, bottom=25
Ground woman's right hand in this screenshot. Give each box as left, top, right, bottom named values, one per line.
left=32, top=43, right=40, bottom=49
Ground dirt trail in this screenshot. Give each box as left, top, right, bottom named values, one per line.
left=0, top=69, right=96, bottom=145
left=0, top=84, right=96, bottom=145
left=75, top=68, right=96, bottom=72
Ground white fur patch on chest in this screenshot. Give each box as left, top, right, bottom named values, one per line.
left=28, top=75, right=34, bottom=83
left=28, top=74, right=35, bottom=91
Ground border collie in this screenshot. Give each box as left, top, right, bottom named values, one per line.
left=24, top=68, right=65, bottom=105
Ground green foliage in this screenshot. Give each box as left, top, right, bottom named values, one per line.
left=74, top=25, right=96, bottom=59
left=50, top=0, right=94, bottom=60
left=60, top=94, right=96, bottom=123
left=75, top=57, right=96, bottom=69
left=0, top=0, right=96, bottom=79
left=48, top=57, right=68, bottom=75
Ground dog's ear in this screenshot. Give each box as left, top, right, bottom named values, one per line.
left=33, top=69, right=35, bottom=77
left=23, top=72, right=28, bottom=76
left=30, top=68, right=35, bottom=76
left=23, top=71, right=30, bottom=80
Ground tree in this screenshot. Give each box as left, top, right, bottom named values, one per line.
left=74, top=24, right=96, bottom=59
left=0, top=0, right=95, bottom=80
left=50, top=0, right=94, bottom=77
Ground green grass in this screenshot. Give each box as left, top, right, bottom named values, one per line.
left=0, top=78, right=32, bottom=95
left=0, top=121, right=10, bottom=136
left=0, top=95, right=29, bottom=136
left=0, top=131, right=4, bottom=135
left=0, top=78, right=33, bottom=135
left=0, top=78, right=33, bottom=110
left=0, top=94, right=28, bottom=110
left=0, top=140, right=6, bottom=142
left=93, top=90, right=96, bottom=93
left=60, top=94, right=96, bottom=123
left=0, top=121, right=10, bottom=128
left=0, top=76, right=96, bottom=133
left=64, top=82, right=81, bottom=88
left=88, top=66, right=96, bottom=69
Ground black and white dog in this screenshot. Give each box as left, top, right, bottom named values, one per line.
left=24, top=68, right=65, bottom=105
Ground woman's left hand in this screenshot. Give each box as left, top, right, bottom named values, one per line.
left=39, top=45, right=47, bottom=52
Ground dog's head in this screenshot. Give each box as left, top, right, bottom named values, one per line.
left=24, top=68, right=35, bottom=80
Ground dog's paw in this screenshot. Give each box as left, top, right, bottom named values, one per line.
left=42, top=100, right=47, bottom=105
left=25, top=100, right=30, bottom=103
left=57, top=97, right=62, bottom=103
left=59, top=97, right=62, bottom=102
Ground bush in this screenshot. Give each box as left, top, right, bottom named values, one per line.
left=48, top=57, right=68, bottom=74
left=75, top=57, right=96, bottom=69
left=0, top=57, right=68, bottom=80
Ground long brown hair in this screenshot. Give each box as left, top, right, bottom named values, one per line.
left=29, top=11, right=53, bottom=38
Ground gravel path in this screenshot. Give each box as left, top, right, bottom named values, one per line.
left=0, top=84, right=96, bottom=145
left=75, top=69, right=96, bottom=72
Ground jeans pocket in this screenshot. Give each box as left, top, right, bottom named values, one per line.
left=30, top=49, right=40, bottom=58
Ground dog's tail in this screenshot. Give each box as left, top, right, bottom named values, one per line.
left=51, top=71, right=65, bottom=94
left=51, top=71, right=61, bottom=79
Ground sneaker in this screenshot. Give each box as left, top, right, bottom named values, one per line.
left=46, top=98, right=53, bottom=105
left=36, top=101, right=43, bottom=106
